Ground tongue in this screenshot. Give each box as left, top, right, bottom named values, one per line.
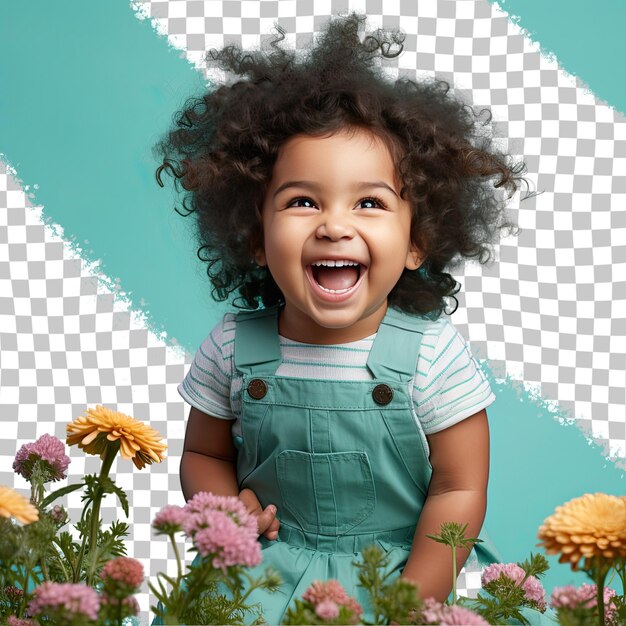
left=314, top=266, right=359, bottom=290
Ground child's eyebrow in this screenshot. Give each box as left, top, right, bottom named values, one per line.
left=272, top=180, right=399, bottom=198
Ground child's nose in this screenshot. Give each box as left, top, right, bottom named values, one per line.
left=315, top=209, right=356, bottom=240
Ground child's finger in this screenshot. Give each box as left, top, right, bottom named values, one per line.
left=239, top=488, right=263, bottom=515
left=263, top=512, right=281, bottom=541
left=256, top=504, right=277, bottom=535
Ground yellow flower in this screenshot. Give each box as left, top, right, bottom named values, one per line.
left=0, top=486, right=39, bottom=524
left=538, top=493, right=626, bottom=570
left=66, top=405, right=167, bottom=470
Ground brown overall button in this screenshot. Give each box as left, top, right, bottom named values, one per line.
left=247, top=378, right=268, bottom=400
left=372, top=383, right=393, bottom=405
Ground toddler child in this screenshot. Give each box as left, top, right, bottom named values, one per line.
left=155, top=13, right=547, bottom=625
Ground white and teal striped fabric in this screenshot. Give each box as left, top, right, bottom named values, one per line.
left=179, top=312, right=495, bottom=437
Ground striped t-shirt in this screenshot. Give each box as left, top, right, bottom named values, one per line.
left=178, top=312, right=495, bottom=436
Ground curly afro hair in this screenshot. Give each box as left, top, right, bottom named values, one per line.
left=156, top=13, right=524, bottom=317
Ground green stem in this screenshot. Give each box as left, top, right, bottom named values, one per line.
left=373, top=570, right=382, bottom=625
left=17, top=560, right=33, bottom=617
left=591, top=560, right=608, bottom=626
left=51, top=538, right=71, bottom=582
left=617, top=559, right=626, bottom=596
left=177, top=565, right=217, bottom=621
left=85, top=441, right=120, bottom=587
left=73, top=527, right=89, bottom=583
left=170, top=532, right=183, bottom=581
left=38, top=556, right=50, bottom=582
left=451, top=545, right=457, bottom=605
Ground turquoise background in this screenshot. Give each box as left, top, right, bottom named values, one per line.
left=491, top=0, right=626, bottom=115
left=1, top=0, right=624, bottom=596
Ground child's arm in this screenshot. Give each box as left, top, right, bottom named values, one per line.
left=400, top=409, right=489, bottom=601
left=180, top=406, right=280, bottom=539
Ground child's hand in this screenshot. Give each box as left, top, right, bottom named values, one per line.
left=239, top=488, right=280, bottom=540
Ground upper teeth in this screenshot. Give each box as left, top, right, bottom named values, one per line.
left=312, top=260, right=360, bottom=267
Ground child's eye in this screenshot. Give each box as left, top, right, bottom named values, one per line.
left=287, top=197, right=317, bottom=209
left=358, top=197, right=387, bottom=210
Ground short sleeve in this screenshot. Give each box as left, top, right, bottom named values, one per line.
left=413, top=320, right=495, bottom=435
left=177, top=315, right=236, bottom=420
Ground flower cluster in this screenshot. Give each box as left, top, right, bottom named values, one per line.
left=481, top=562, right=547, bottom=611
left=152, top=504, right=187, bottom=535
left=0, top=485, right=39, bottom=524
left=302, top=580, right=364, bottom=622
left=13, top=433, right=70, bottom=483
left=101, top=556, right=144, bottom=598
left=421, top=598, right=489, bottom=625
left=178, top=491, right=261, bottom=570
left=66, top=404, right=167, bottom=469
left=150, top=492, right=279, bottom=624
left=551, top=583, right=618, bottom=624
left=0, top=407, right=166, bottom=626
left=27, top=581, right=100, bottom=621
left=7, top=616, right=37, bottom=626
left=538, top=493, right=626, bottom=570
left=94, top=556, right=144, bottom=623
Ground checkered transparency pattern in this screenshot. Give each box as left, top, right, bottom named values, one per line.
left=1, top=0, right=624, bottom=620
left=0, top=162, right=190, bottom=620
left=133, top=0, right=626, bottom=464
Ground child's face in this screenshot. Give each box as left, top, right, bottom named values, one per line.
left=258, top=128, right=422, bottom=344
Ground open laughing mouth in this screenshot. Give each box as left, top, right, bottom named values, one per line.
left=306, top=259, right=367, bottom=300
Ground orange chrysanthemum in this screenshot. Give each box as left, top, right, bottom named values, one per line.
left=538, top=493, right=626, bottom=570
left=0, top=486, right=39, bottom=524
left=66, top=405, right=167, bottom=470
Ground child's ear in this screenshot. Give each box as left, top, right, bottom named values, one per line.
left=405, top=244, right=423, bottom=271
left=254, top=248, right=267, bottom=267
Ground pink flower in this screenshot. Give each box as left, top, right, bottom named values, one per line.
left=49, top=504, right=67, bottom=524
left=28, top=581, right=100, bottom=620
left=550, top=584, right=581, bottom=609
left=183, top=491, right=257, bottom=535
left=3, top=585, right=24, bottom=603
left=152, top=504, right=188, bottom=534
left=101, top=594, right=141, bottom=616
left=182, top=492, right=261, bottom=570
left=422, top=598, right=489, bottom=626
left=7, top=617, right=36, bottom=626
left=315, top=599, right=340, bottom=620
left=193, top=510, right=261, bottom=568
left=551, top=583, right=617, bottom=622
left=13, top=434, right=70, bottom=482
left=302, top=580, right=363, bottom=620
left=101, top=557, right=144, bottom=596
left=422, top=598, right=445, bottom=623
left=481, top=562, right=547, bottom=611
left=303, top=579, right=352, bottom=605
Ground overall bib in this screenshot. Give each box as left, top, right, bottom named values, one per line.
left=230, top=305, right=499, bottom=623
left=153, top=305, right=555, bottom=624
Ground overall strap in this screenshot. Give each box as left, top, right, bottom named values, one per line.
left=234, top=306, right=282, bottom=375
left=366, top=307, right=430, bottom=382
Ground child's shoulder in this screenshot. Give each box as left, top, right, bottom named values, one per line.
left=397, top=312, right=471, bottom=360
left=198, top=311, right=238, bottom=356
left=394, top=309, right=455, bottom=339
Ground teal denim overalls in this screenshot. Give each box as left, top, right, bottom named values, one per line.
left=229, top=305, right=499, bottom=623
left=153, top=305, right=555, bottom=625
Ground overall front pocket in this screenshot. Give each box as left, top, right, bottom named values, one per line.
left=276, top=449, right=376, bottom=534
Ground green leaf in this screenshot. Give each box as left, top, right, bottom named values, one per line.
left=41, top=482, right=83, bottom=508
left=96, top=475, right=129, bottom=516
left=517, top=552, right=550, bottom=579
left=110, top=482, right=129, bottom=517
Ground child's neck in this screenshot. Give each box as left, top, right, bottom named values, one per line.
left=277, top=302, right=387, bottom=344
